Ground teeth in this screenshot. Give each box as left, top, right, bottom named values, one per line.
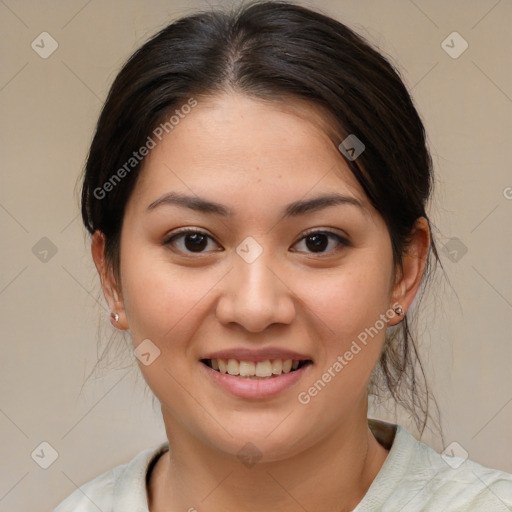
left=239, top=361, right=255, bottom=376
left=227, top=359, right=239, bottom=375
left=271, top=360, right=282, bottom=374
left=208, top=358, right=304, bottom=377
left=218, top=359, right=227, bottom=374
left=256, top=360, right=273, bottom=377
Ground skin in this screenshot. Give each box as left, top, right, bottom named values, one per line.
left=92, top=92, right=429, bottom=512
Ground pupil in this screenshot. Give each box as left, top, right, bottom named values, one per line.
left=185, top=233, right=207, bottom=252
left=306, top=234, right=327, bottom=252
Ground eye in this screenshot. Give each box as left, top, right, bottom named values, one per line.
left=163, top=228, right=349, bottom=255
left=163, top=228, right=222, bottom=254
left=291, top=230, right=350, bottom=254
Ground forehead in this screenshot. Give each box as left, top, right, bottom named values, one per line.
left=131, top=93, right=367, bottom=210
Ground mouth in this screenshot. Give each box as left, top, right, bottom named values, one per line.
left=200, top=358, right=313, bottom=379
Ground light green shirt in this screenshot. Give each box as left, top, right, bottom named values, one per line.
left=54, top=418, right=512, bottom=511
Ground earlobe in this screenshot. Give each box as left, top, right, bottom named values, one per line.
left=91, top=231, right=129, bottom=330
left=388, top=217, right=430, bottom=326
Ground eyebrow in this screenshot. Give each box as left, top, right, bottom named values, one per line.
left=146, top=191, right=364, bottom=219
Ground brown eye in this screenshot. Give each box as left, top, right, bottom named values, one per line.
left=292, top=231, right=349, bottom=254
left=183, top=232, right=208, bottom=252
left=164, top=229, right=221, bottom=254
left=305, top=233, right=329, bottom=252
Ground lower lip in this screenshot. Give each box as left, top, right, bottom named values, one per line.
left=200, top=362, right=310, bottom=399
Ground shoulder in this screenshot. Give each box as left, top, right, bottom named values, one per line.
left=52, top=442, right=169, bottom=512
left=413, top=438, right=512, bottom=510
left=359, top=419, right=512, bottom=511
left=53, top=464, right=117, bottom=512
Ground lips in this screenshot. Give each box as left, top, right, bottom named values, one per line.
left=199, top=348, right=313, bottom=399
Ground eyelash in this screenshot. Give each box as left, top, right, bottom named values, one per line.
left=163, top=228, right=350, bottom=256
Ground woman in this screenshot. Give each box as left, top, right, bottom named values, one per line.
left=54, top=1, right=512, bottom=510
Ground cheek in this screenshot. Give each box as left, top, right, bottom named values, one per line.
left=293, top=277, right=390, bottom=430
left=119, top=242, right=223, bottom=344
left=293, top=250, right=394, bottom=403
left=119, top=247, right=217, bottom=403
left=299, top=257, right=394, bottom=342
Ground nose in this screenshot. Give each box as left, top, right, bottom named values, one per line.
left=215, top=249, right=296, bottom=333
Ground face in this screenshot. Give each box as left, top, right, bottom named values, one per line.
left=100, top=93, right=410, bottom=461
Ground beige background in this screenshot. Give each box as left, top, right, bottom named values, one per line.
left=0, top=0, right=511, bottom=510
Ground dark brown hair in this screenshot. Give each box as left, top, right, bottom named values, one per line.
left=81, top=0, right=442, bottom=437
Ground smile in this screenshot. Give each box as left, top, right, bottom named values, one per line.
left=201, top=358, right=312, bottom=378
left=200, top=356, right=313, bottom=399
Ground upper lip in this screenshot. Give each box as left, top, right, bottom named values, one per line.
left=201, top=347, right=313, bottom=363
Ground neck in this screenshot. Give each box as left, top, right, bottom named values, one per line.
left=148, top=409, right=389, bottom=512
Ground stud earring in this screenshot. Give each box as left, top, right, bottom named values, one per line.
left=110, top=312, right=119, bottom=323
left=394, top=306, right=404, bottom=316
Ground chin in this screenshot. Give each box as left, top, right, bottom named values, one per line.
left=197, top=413, right=318, bottom=464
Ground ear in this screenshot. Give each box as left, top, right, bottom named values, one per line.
left=91, top=231, right=129, bottom=330
left=388, top=217, right=430, bottom=326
